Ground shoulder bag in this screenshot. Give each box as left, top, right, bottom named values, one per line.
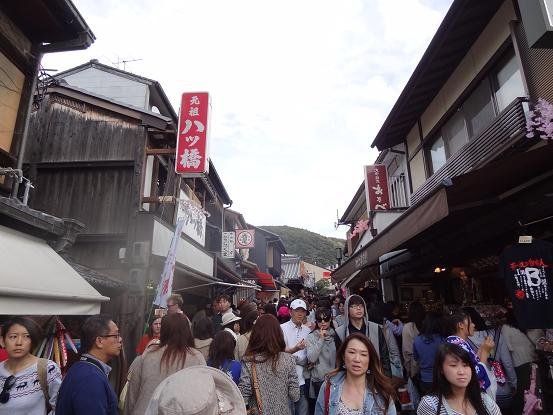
left=324, top=380, right=331, bottom=415
left=489, top=327, right=506, bottom=384
left=37, top=358, right=52, bottom=414
left=246, top=362, right=263, bottom=415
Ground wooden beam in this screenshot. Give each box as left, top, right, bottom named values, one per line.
left=145, top=148, right=175, bottom=155
left=147, top=129, right=177, bottom=135
left=141, top=196, right=176, bottom=204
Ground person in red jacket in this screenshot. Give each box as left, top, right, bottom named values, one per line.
left=136, top=317, right=161, bottom=355
left=0, top=325, right=7, bottom=362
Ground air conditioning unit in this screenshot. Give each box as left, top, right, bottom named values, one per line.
left=131, top=241, right=150, bottom=266
left=129, top=268, right=147, bottom=292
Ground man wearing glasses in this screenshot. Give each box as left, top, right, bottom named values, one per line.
left=56, top=315, right=122, bottom=415
left=166, top=294, right=184, bottom=315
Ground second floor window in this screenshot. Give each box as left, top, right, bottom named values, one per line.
left=427, top=48, right=525, bottom=174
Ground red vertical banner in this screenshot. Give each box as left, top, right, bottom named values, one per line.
left=176, top=92, right=210, bottom=175
left=364, top=164, right=390, bottom=211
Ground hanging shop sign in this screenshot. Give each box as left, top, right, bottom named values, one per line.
left=364, top=164, right=390, bottom=211
left=176, top=190, right=207, bottom=246
left=222, top=232, right=236, bottom=258
left=176, top=92, right=210, bottom=175
left=235, top=229, right=255, bottom=249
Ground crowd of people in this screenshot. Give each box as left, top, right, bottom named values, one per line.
left=0, top=292, right=547, bottom=414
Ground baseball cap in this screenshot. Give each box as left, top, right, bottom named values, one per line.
left=290, top=299, right=308, bottom=310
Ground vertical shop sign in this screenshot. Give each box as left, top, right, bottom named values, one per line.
left=364, top=165, right=390, bottom=211
left=176, top=92, right=210, bottom=175
left=222, top=232, right=236, bottom=258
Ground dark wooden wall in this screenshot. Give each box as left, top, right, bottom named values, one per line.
left=26, top=97, right=147, bottom=235
left=28, top=95, right=144, bottom=162
left=31, top=167, right=134, bottom=234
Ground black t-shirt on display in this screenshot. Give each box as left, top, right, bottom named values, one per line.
left=499, top=239, right=553, bottom=329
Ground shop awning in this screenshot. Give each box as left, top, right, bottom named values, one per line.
left=254, top=271, right=277, bottom=291
left=332, top=145, right=553, bottom=284
left=0, top=225, right=109, bottom=315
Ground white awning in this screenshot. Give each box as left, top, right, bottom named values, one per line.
left=0, top=225, right=109, bottom=315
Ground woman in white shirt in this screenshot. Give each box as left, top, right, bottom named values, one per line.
left=0, top=317, right=61, bottom=415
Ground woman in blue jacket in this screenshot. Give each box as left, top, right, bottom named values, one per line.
left=315, top=332, right=396, bottom=415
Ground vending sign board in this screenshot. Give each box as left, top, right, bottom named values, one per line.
left=222, top=232, right=236, bottom=258
left=364, top=165, right=390, bottom=211
left=176, top=92, right=209, bottom=175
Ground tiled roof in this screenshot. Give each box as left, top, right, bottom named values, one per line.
left=281, top=255, right=301, bottom=281
left=64, top=258, right=126, bottom=291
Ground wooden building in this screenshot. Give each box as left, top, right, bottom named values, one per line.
left=0, top=1, right=110, bottom=315
left=24, top=62, right=243, bottom=356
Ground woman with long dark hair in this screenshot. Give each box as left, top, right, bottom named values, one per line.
left=417, top=343, right=501, bottom=414
left=192, top=316, right=213, bottom=361
left=315, top=332, right=397, bottom=415
left=306, top=307, right=337, bottom=400
left=124, top=313, right=205, bottom=414
left=413, top=312, right=445, bottom=395
left=235, top=310, right=257, bottom=361
left=208, top=331, right=241, bottom=384
left=238, top=314, right=299, bottom=415
left=444, top=311, right=496, bottom=398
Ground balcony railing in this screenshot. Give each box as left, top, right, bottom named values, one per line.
left=389, top=174, right=409, bottom=208
left=411, top=97, right=528, bottom=205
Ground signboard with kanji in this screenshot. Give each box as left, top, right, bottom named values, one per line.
left=176, top=92, right=209, bottom=175
left=222, top=232, right=236, bottom=258
left=235, top=229, right=255, bottom=249
left=364, top=164, right=390, bottom=211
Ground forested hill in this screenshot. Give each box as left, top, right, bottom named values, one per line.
left=260, top=225, right=345, bottom=268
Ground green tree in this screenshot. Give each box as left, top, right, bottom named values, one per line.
left=260, top=225, right=345, bottom=268
left=314, top=279, right=332, bottom=296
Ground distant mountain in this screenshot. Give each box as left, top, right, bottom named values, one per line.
left=260, top=225, right=345, bottom=268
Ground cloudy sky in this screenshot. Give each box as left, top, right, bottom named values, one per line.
left=43, top=0, right=453, bottom=238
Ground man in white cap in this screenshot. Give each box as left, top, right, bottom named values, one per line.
left=281, top=298, right=310, bottom=415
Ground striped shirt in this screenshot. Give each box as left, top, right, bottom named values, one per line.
left=416, top=394, right=501, bottom=415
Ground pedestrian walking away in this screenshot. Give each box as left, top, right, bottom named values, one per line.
left=238, top=314, right=300, bottom=415
left=124, top=313, right=206, bottom=414
left=208, top=331, right=241, bottom=384
left=145, top=365, right=246, bottom=414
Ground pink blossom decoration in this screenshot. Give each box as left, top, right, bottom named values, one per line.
left=351, top=219, right=369, bottom=238
left=526, top=98, right=553, bottom=140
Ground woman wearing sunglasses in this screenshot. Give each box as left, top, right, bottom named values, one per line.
left=0, top=317, right=61, bottom=414
left=306, top=307, right=337, bottom=401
